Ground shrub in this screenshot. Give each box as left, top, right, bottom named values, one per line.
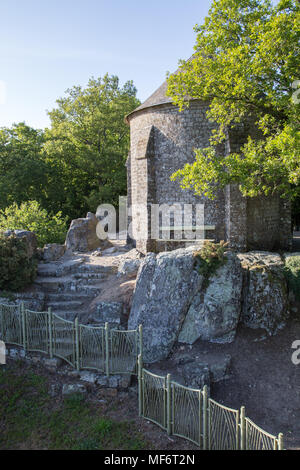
left=194, top=240, right=229, bottom=283
left=0, top=201, right=67, bottom=247
left=284, top=256, right=300, bottom=302
left=0, top=234, right=38, bottom=291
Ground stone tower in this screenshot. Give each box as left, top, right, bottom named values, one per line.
left=126, top=78, right=292, bottom=255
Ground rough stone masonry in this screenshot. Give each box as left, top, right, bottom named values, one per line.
left=126, top=78, right=292, bottom=255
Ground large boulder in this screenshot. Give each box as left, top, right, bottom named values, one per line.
left=65, top=212, right=101, bottom=252
left=88, top=301, right=123, bottom=328
left=284, top=253, right=300, bottom=314
left=178, top=253, right=243, bottom=344
left=128, top=246, right=203, bottom=363
left=117, top=258, right=141, bottom=277
left=238, top=252, right=289, bottom=335
left=4, top=230, right=37, bottom=258
left=42, top=243, right=66, bottom=262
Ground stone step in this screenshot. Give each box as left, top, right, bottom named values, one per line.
left=37, top=258, right=85, bottom=278
left=47, top=300, right=84, bottom=312
left=72, top=272, right=105, bottom=280
left=46, top=293, right=91, bottom=302
left=73, top=278, right=103, bottom=286
left=37, top=268, right=57, bottom=278
left=34, top=277, right=73, bottom=292
left=78, top=285, right=102, bottom=295
left=77, top=264, right=115, bottom=274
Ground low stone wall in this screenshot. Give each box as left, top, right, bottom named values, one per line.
left=4, top=345, right=132, bottom=391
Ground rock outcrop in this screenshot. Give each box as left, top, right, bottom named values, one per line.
left=88, top=301, right=123, bottom=328
left=238, top=252, right=289, bottom=335
left=178, top=252, right=243, bottom=344
left=128, top=247, right=203, bottom=363
left=128, top=247, right=291, bottom=364
left=4, top=230, right=38, bottom=258
left=42, top=244, right=66, bottom=262
left=65, top=212, right=102, bottom=253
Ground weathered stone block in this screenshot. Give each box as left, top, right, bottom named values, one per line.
left=65, top=212, right=101, bottom=253
left=238, top=251, right=289, bottom=334
left=4, top=230, right=38, bottom=258
left=117, top=258, right=141, bottom=277
left=42, top=244, right=66, bottom=262
left=178, top=253, right=243, bottom=344
left=128, top=246, right=203, bottom=363
left=89, top=302, right=123, bottom=326
left=79, top=371, right=97, bottom=384
left=62, top=384, right=86, bottom=396
left=44, top=357, right=63, bottom=370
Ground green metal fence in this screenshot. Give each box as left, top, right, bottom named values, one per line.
left=172, top=381, right=202, bottom=447
left=109, top=328, right=141, bottom=376
left=25, top=308, right=50, bottom=355
left=51, top=312, right=77, bottom=368
left=79, top=324, right=106, bottom=373
left=138, top=357, right=284, bottom=450
left=141, top=369, right=167, bottom=431
left=207, top=398, right=239, bottom=450
left=0, top=301, right=284, bottom=450
left=243, top=415, right=282, bottom=450
left=0, top=303, right=23, bottom=347
left=0, top=302, right=142, bottom=376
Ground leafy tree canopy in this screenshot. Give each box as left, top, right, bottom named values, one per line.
left=43, top=74, right=140, bottom=218
left=0, top=123, right=47, bottom=208
left=167, top=0, right=300, bottom=202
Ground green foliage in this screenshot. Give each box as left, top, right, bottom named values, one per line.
left=0, top=75, right=140, bottom=223
left=0, top=201, right=68, bottom=247
left=167, top=0, right=300, bottom=202
left=44, top=74, right=140, bottom=218
left=194, top=241, right=229, bottom=283
left=284, top=255, right=300, bottom=301
left=0, top=234, right=38, bottom=291
left=0, top=123, right=47, bottom=210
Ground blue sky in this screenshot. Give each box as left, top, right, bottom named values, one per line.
left=0, top=0, right=213, bottom=129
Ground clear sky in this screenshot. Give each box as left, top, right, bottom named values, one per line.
left=0, top=0, right=214, bottom=129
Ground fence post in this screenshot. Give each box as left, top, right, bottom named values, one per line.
left=48, top=308, right=53, bottom=358
left=75, top=317, right=80, bottom=371
left=240, top=406, right=246, bottom=450
left=138, top=324, right=143, bottom=360
left=138, top=354, right=143, bottom=417
left=203, top=385, right=208, bottom=450
left=198, top=390, right=202, bottom=448
left=105, top=322, right=109, bottom=377
left=166, top=374, right=172, bottom=436
left=21, top=302, right=26, bottom=353
left=278, top=433, right=284, bottom=450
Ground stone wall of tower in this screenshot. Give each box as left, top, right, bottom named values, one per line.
left=128, top=101, right=226, bottom=254
left=128, top=102, right=292, bottom=254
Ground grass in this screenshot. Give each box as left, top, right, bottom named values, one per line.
left=0, top=362, right=148, bottom=450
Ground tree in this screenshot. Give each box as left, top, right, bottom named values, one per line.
left=0, top=123, right=47, bottom=209
left=44, top=74, right=140, bottom=219
left=167, top=0, right=300, bottom=205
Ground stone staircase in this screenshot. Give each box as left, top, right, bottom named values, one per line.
left=0, top=243, right=140, bottom=327
left=33, top=255, right=117, bottom=322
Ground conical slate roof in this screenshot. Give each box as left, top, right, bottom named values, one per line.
left=126, top=81, right=172, bottom=122
left=126, top=57, right=196, bottom=122
left=133, top=81, right=171, bottom=112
